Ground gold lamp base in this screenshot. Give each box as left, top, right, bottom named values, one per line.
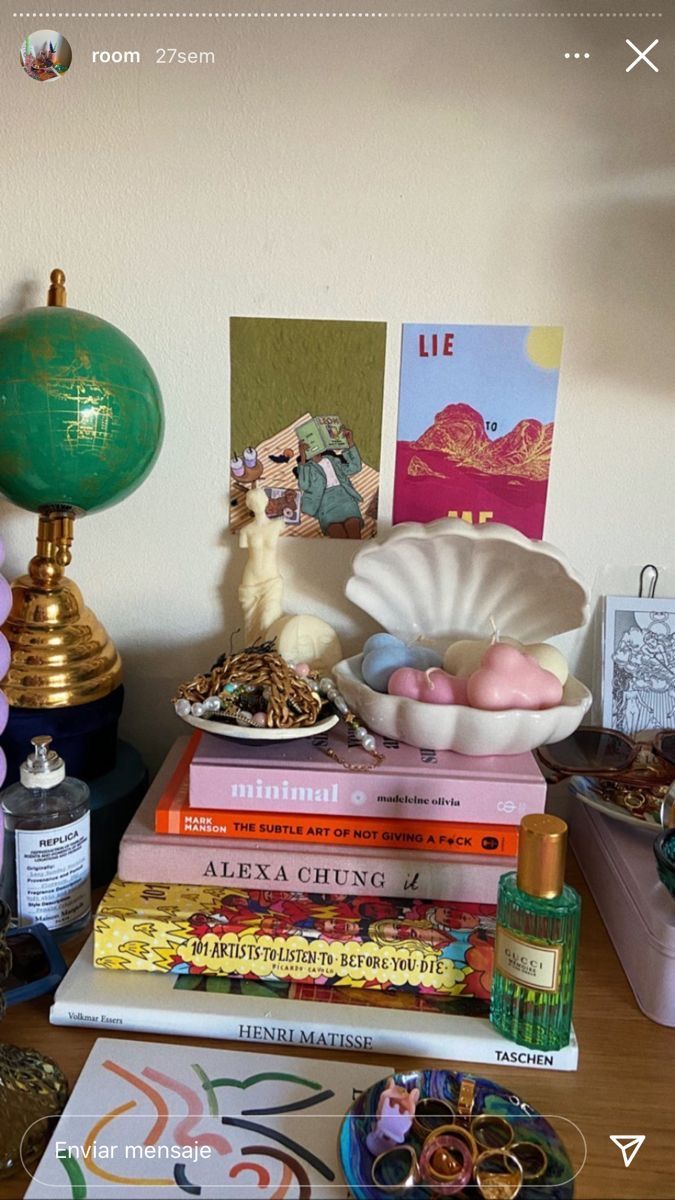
left=2, top=512, right=122, bottom=709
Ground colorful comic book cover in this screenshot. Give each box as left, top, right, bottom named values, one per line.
left=230, top=318, right=386, bottom=539
left=393, top=324, right=563, bottom=538
left=94, top=879, right=495, bottom=998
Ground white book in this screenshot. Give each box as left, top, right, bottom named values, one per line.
left=51, top=937, right=579, bottom=1071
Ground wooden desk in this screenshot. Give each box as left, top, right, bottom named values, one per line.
left=1, top=856, right=672, bottom=1200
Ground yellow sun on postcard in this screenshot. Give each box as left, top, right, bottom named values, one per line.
left=526, top=326, right=563, bottom=370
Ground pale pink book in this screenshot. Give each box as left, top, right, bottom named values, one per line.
left=118, top=738, right=513, bottom=903
left=189, top=729, right=545, bottom=824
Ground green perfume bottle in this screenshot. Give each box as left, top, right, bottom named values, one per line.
left=490, top=813, right=580, bottom=1051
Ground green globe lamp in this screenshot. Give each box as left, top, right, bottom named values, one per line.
left=0, top=269, right=164, bottom=785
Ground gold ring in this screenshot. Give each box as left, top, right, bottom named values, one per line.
left=371, top=1143, right=419, bottom=1192
left=411, top=1096, right=457, bottom=1139
left=421, top=1123, right=479, bottom=1163
left=471, top=1114, right=514, bottom=1151
left=474, top=1149, right=524, bottom=1200
left=510, top=1140, right=549, bottom=1182
left=456, top=1078, right=477, bottom=1117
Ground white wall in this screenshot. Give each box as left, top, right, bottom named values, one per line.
left=1, top=9, right=673, bottom=770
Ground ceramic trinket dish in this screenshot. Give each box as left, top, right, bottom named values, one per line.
left=333, top=519, right=592, bottom=754
left=339, top=1067, right=576, bottom=1200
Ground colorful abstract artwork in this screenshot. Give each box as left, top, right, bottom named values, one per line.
left=229, top=318, right=386, bottom=539
left=392, top=324, right=562, bottom=538
left=26, top=1039, right=388, bottom=1198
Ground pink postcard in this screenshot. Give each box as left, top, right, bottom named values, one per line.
left=392, top=324, right=562, bottom=538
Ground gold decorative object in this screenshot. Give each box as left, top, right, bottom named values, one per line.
left=0, top=900, right=69, bottom=1177
left=0, top=268, right=164, bottom=709
left=0, top=1044, right=69, bottom=1177
left=2, top=511, right=122, bottom=707
left=47, top=266, right=67, bottom=306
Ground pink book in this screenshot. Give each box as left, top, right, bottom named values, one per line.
left=119, top=739, right=513, bottom=903
left=189, top=730, right=545, bottom=824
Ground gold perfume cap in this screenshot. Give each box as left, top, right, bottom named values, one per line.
left=516, top=813, right=568, bottom=899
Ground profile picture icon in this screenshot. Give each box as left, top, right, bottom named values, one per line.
left=20, top=30, right=72, bottom=81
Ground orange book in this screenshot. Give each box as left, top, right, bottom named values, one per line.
left=155, top=744, right=517, bottom=857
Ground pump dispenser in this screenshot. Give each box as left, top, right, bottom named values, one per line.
left=0, top=736, right=90, bottom=937
left=20, top=736, right=67, bottom=788
left=489, top=813, right=581, bottom=1050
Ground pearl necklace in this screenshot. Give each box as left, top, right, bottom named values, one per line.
left=314, top=675, right=383, bottom=769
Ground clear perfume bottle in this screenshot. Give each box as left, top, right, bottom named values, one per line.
left=490, top=813, right=580, bottom=1051
left=0, top=736, right=91, bottom=939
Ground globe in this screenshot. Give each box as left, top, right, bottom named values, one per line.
left=0, top=304, right=164, bottom=514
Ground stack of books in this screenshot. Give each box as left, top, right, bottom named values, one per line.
left=53, top=732, right=579, bottom=1068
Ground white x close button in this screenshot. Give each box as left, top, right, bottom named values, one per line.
left=626, top=38, right=659, bottom=73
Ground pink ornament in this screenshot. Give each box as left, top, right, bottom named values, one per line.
left=294, top=662, right=311, bottom=678
left=466, top=643, right=563, bottom=711
left=388, top=666, right=469, bottom=705
left=251, top=711, right=267, bottom=727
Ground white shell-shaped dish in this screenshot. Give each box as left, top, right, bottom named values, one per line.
left=334, top=656, right=592, bottom=755
left=346, top=518, right=590, bottom=646
left=178, top=712, right=338, bottom=741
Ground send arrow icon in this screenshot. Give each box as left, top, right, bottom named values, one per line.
left=610, top=1135, right=645, bottom=1168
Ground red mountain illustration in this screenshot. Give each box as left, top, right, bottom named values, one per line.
left=411, top=403, right=553, bottom=481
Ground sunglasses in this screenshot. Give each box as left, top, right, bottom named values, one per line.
left=1, top=919, right=68, bottom=1008
left=536, top=727, right=675, bottom=783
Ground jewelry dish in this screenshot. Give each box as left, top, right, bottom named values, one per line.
left=570, top=774, right=670, bottom=833
left=334, top=519, right=592, bottom=754
left=339, top=1067, right=576, bottom=1200
left=178, top=710, right=338, bottom=741
left=173, top=644, right=355, bottom=745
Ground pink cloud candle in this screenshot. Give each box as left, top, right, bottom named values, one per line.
left=388, top=666, right=469, bottom=705
left=466, top=643, right=563, bottom=711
